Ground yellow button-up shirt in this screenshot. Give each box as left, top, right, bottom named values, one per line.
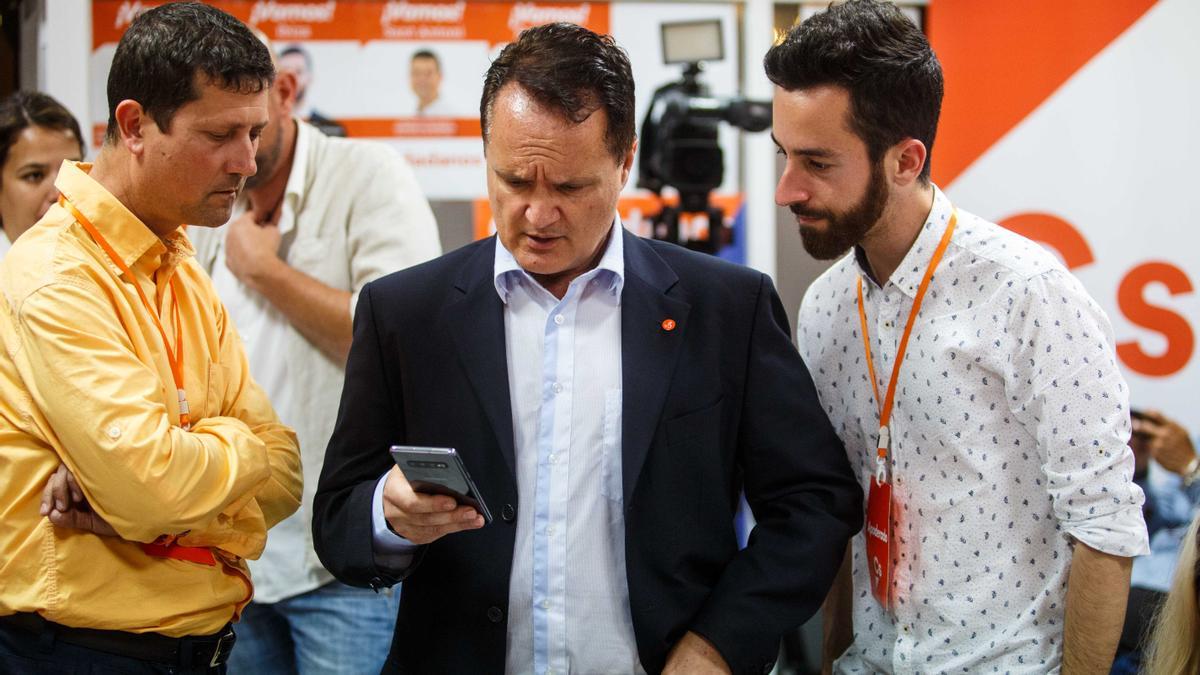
left=0, top=162, right=302, bottom=637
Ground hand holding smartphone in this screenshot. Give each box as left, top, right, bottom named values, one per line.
left=389, top=446, right=493, bottom=524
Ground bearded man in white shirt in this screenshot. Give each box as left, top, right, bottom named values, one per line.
left=766, top=1, right=1150, bottom=673
left=188, top=42, right=442, bottom=675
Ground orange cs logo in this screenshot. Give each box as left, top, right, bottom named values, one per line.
left=1000, top=212, right=1193, bottom=378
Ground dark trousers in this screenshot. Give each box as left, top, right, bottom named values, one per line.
left=0, top=620, right=227, bottom=675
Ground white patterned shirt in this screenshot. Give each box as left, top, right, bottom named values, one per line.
left=797, top=186, right=1149, bottom=674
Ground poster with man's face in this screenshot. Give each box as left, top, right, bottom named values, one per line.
left=90, top=0, right=741, bottom=209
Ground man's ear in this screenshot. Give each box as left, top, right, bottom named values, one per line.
left=113, top=99, right=150, bottom=156
left=890, top=138, right=927, bottom=187
left=274, top=70, right=299, bottom=119
left=619, top=138, right=637, bottom=185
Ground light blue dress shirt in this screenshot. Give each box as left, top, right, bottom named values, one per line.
left=372, top=224, right=645, bottom=674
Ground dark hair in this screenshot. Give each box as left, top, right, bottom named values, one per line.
left=411, top=49, right=441, bottom=70
left=279, top=45, right=312, bottom=70
left=764, top=0, right=943, bottom=182
left=480, top=22, right=635, bottom=162
left=0, top=91, right=85, bottom=187
left=104, top=2, right=275, bottom=143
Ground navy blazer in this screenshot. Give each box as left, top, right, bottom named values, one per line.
left=312, top=230, right=862, bottom=675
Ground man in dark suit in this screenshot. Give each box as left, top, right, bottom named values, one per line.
left=312, top=22, right=862, bottom=675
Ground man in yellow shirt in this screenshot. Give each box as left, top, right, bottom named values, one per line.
left=0, top=3, right=301, bottom=673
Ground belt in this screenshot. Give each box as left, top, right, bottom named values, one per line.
left=0, top=613, right=235, bottom=668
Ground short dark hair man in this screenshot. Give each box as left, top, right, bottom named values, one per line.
left=766, top=1, right=1149, bottom=672
left=410, top=48, right=448, bottom=117
left=0, top=3, right=302, bottom=672
left=314, top=22, right=861, bottom=675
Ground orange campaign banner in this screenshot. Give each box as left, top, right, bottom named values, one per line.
left=93, top=1, right=608, bottom=47
left=91, top=1, right=608, bottom=145
left=90, top=1, right=743, bottom=205
left=91, top=0, right=613, bottom=199
left=929, top=0, right=1200, bottom=428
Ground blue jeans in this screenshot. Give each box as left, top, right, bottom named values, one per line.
left=227, top=581, right=398, bottom=675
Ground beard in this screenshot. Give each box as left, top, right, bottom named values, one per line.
left=245, top=121, right=284, bottom=191
left=793, top=159, right=889, bottom=260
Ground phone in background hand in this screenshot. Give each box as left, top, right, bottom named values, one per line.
left=389, top=446, right=493, bottom=524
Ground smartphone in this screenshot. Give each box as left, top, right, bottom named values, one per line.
left=389, top=446, right=493, bottom=524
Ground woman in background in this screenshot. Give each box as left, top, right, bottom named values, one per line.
left=0, top=91, right=85, bottom=260
left=1143, top=514, right=1200, bottom=674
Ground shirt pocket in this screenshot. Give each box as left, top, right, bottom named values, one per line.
left=600, top=387, right=622, bottom=502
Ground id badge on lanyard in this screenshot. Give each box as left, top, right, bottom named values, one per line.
left=856, top=209, right=957, bottom=612
left=865, top=427, right=893, bottom=609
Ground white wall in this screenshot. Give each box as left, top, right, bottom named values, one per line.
left=21, top=0, right=92, bottom=148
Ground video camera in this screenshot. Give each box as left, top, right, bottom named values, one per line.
left=638, top=19, right=771, bottom=254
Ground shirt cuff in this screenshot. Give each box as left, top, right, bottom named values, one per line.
left=1063, top=501, right=1151, bottom=558
left=372, top=472, right=419, bottom=570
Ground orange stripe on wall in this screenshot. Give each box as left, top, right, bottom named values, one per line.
left=928, top=0, right=1157, bottom=187
left=339, top=118, right=483, bottom=139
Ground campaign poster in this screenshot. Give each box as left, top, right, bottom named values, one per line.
left=90, top=0, right=745, bottom=224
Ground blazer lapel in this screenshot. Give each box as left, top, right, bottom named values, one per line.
left=620, top=231, right=690, bottom=506
left=443, top=238, right=517, bottom=481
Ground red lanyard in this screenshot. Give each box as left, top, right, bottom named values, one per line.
left=856, top=210, right=957, bottom=479
left=58, top=195, right=191, bottom=430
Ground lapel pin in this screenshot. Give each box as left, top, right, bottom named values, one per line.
left=661, top=318, right=676, bottom=332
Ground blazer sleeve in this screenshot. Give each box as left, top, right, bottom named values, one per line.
left=689, top=273, right=864, bottom=673
left=312, top=282, right=412, bottom=587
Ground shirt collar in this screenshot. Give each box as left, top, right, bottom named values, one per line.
left=493, top=217, right=626, bottom=305
left=854, top=183, right=953, bottom=299
left=0, top=230, right=11, bottom=259
left=278, top=119, right=312, bottom=236
left=56, top=161, right=193, bottom=276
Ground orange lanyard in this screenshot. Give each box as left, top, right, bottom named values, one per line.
left=58, top=195, right=191, bottom=430
left=856, top=210, right=957, bottom=480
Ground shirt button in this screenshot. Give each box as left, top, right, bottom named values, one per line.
left=552, top=382, right=563, bottom=394
left=546, top=525, right=556, bottom=536
left=548, top=453, right=557, bottom=464
left=540, top=599, right=550, bottom=609
left=106, top=425, right=121, bottom=440
left=553, top=314, right=564, bottom=325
